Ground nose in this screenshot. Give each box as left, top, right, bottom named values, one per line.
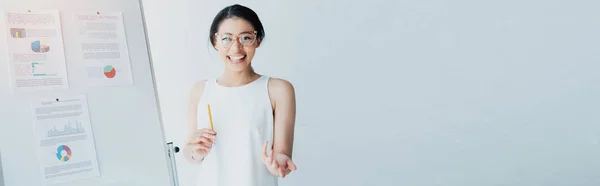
left=230, top=38, right=243, bottom=50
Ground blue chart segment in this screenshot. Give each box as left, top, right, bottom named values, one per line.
left=48, top=120, right=85, bottom=137
left=31, top=40, right=50, bottom=53
left=56, top=145, right=72, bottom=162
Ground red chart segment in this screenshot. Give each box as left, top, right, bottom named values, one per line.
left=103, top=65, right=116, bottom=78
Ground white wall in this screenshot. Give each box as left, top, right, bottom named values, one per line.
left=142, top=0, right=600, bottom=186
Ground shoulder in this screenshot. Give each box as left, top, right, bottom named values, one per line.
left=190, top=79, right=209, bottom=94
left=189, top=79, right=209, bottom=102
left=268, top=77, right=295, bottom=103
left=268, top=77, right=294, bottom=93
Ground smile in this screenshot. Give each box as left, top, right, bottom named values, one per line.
left=228, top=55, right=245, bottom=60
left=227, top=55, right=246, bottom=64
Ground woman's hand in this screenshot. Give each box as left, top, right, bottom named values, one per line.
left=262, top=141, right=297, bottom=178
left=185, top=128, right=216, bottom=160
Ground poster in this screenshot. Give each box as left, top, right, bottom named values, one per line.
left=31, top=95, right=100, bottom=185
left=74, top=12, right=133, bottom=87
left=4, top=10, right=69, bottom=92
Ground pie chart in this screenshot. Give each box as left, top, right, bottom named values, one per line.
left=104, top=65, right=116, bottom=78
left=31, top=40, right=50, bottom=53
left=56, top=145, right=72, bottom=162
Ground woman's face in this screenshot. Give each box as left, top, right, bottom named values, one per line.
left=213, top=17, right=260, bottom=72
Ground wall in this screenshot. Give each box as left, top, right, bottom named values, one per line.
left=141, top=0, right=600, bottom=186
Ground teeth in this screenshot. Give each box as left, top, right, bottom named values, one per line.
left=229, top=55, right=245, bottom=60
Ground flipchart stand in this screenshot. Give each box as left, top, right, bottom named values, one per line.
left=0, top=149, right=4, bottom=186
left=166, top=142, right=180, bottom=186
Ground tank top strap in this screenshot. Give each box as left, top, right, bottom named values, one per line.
left=258, top=75, right=270, bottom=88
left=198, top=78, right=217, bottom=107
left=203, top=78, right=215, bottom=95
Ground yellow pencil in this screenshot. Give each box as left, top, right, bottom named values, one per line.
left=207, top=104, right=214, bottom=130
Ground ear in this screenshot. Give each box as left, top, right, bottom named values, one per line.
left=211, top=36, right=219, bottom=50
left=255, top=39, right=262, bottom=48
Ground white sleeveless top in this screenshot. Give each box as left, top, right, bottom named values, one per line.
left=194, top=75, right=278, bottom=186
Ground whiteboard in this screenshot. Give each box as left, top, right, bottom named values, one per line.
left=0, top=0, right=173, bottom=186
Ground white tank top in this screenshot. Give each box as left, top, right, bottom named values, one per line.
left=194, top=75, right=278, bottom=186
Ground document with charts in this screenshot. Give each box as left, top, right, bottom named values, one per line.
left=4, top=10, right=69, bottom=92
left=31, top=95, right=100, bottom=185
left=74, top=12, right=133, bottom=87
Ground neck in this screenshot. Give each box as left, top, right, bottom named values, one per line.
left=219, top=67, right=260, bottom=87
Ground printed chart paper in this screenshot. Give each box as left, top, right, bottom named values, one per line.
left=32, top=95, right=100, bottom=185
left=4, top=10, right=69, bottom=92
left=74, top=12, right=133, bottom=87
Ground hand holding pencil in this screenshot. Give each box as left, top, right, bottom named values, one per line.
left=185, top=104, right=217, bottom=160
left=186, top=128, right=216, bottom=160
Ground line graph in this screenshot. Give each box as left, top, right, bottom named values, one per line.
left=48, top=120, right=85, bottom=137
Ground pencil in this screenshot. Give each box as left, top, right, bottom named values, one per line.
left=207, top=104, right=214, bottom=130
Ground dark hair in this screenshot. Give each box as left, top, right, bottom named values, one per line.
left=209, top=4, right=265, bottom=49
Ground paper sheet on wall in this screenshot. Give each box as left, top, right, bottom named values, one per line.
left=74, top=12, right=133, bottom=87
left=31, top=95, right=100, bottom=185
left=4, top=10, right=69, bottom=92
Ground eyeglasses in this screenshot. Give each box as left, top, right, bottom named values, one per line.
left=214, top=31, right=257, bottom=48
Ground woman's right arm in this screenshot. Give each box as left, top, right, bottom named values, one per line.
left=183, top=80, right=207, bottom=164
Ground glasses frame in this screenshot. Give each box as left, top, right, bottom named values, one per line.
left=214, top=30, right=258, bottom=48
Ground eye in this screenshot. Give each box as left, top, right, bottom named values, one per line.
left=241, top=35, right=255, bottom=41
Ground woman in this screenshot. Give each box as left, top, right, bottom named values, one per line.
left=182, top=4, right=297, bottom=186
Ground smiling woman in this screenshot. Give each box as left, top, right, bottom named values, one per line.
left=181, top=4, right=298, bottom=186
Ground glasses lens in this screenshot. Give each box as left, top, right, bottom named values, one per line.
left=218, top=35, right=233, bottom=47
left=239, top=33, right=256, bottom=46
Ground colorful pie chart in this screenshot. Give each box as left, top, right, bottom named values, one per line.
left=56, top=145, right=72, bottom=162
left=32, top=40, right=50, bottom=53
left=104, top=65, right=116, bottom=78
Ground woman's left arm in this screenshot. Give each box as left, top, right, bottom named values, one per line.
left=272, top=78, right=296, bottom=158
left=262, top=78, right=297, bottom=178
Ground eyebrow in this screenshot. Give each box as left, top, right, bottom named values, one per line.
left=222, top=31, right=255, bottom=35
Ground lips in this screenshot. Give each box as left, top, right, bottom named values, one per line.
left=227, top=54, right=246, bottom=64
